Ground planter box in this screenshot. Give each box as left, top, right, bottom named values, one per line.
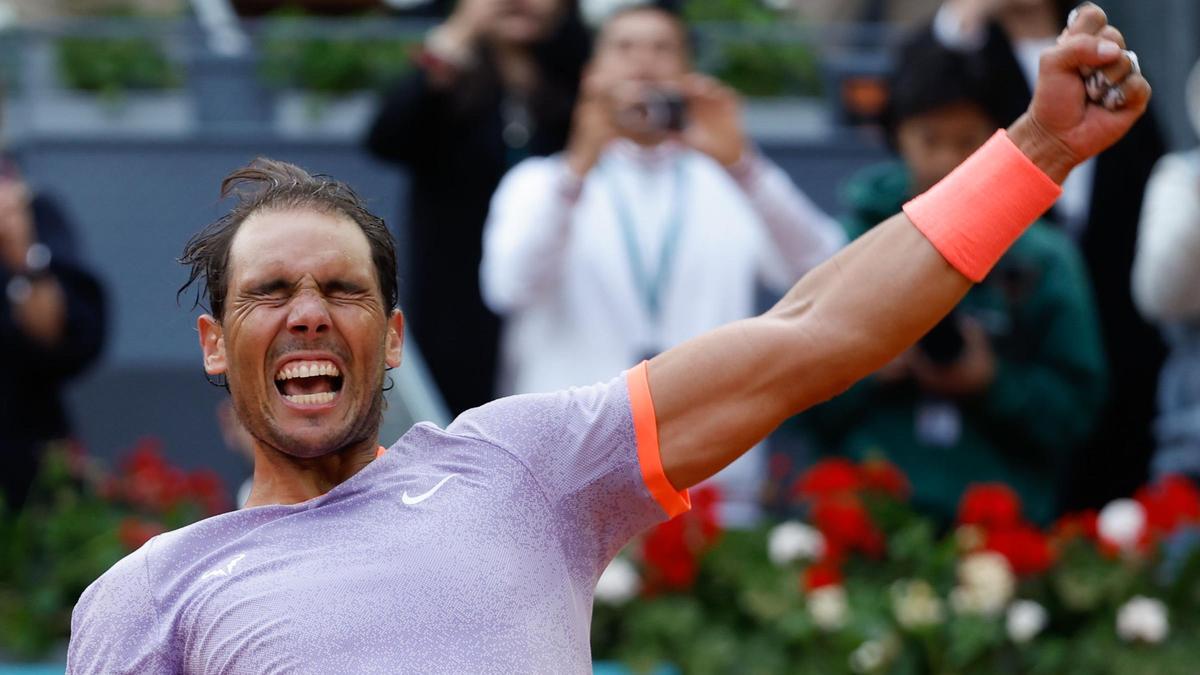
left=273, top=90, right=378, bottom=139
left=742, top=96, right=831, bottom=143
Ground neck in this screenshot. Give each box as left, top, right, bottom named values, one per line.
left=491, top=40, right=538, bottom=92
left=243, top=437, right=378, bottom=508
left=997, top=4, right=1059, bottom=41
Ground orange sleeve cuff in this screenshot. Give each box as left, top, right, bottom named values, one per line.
left=627, top=361, right=691, bottom=519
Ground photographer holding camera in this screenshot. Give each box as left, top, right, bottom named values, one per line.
left=480, top=4, right=845, bottom=526
left=800, top=38, right=1106, bottom=526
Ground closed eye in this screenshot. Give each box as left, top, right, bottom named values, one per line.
left=323, top=280, right=370, bottom=298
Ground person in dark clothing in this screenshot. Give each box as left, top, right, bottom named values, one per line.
left=0, top=168, right=106, bottom=510
left=800, top=42, right=1106, bottom=525
left=930, top=0, right=1167, bottom=510
left=365, top=0, right=589, bottom=415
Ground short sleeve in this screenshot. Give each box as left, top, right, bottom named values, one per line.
left=448, top=363, right=690, bottom=571
left=67, top=545, right=172, bottom=674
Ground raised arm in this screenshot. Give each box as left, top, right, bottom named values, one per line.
left=648, top=6, right=1150, bottom=489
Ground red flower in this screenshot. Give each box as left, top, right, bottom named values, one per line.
left=187, top=470, right=231, bottom=516
left=985, top=526, right=1055, bottom=576
left=793, top=459, right=862, bottom=501
left=1136, top=475, right=1200, bottom=536
left=860, top=458, right=911, bottom=500
left=957, top=484, right=1023, bottom=531
left=803, top=562, right=843, bottom=591
left=812, top=496, right=885, bottom=559
left=118, top=517, right=165, bottom=551
left=1051, top=510, right=1099, bottom=542
left=640, top=485, right=723, bottom=593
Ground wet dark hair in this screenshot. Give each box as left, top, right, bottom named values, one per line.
left=178, top=158, right=398, bottom=320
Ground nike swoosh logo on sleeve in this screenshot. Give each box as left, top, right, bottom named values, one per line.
left=401, top=474, right=460, bottom=506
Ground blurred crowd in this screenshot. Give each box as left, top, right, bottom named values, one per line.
left=2, top=0, right=1198, bottom=535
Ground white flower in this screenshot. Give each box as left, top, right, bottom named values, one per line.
left=808, top=584, right=848, bottom=631
left=1006, top=600, right=1048, bottom=644
left=1116, top=596, right=1169, bottom=644
left=595, top=557, right=640, bottom=605
left=1098, top=499, right=1147, bottom=552
left=950, top=552, right=1014, bottom=617
left=890, top=579, right=945, bottom=630
left=848, top=639, right=886, bottom=673
left=768, top=521, right=826, bottom=566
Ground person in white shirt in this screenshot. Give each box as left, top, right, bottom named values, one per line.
left=480, top=5, right=846, bottom=525
left=1131, top=58, right=1200, bottom=482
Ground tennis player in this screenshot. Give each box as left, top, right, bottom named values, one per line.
left=68, top=4, right=1145, bottom=672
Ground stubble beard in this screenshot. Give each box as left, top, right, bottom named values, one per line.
left=230, top=367, right=387, bottom=460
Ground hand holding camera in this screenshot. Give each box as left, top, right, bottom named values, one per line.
left=565, top=72, right=748, bottom=176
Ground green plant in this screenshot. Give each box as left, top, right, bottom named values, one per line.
left=0, top=440, right=228, bottom=660
left=707, top=38, right=822, bottom=98
left=56, top=36, right=180, bottom=98
left=593, top=459, right=1200, bottom=674
left=259, top=12, right=419, bottom=95
left=685, top=0, right=825, bottom=98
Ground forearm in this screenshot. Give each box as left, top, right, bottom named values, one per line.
left=480, top=161, right=579, bottom=313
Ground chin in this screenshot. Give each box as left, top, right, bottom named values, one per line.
left=495, top=19, right=548, bottom=44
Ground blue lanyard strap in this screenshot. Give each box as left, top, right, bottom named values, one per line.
left=600, top=158, right=687, bottom=323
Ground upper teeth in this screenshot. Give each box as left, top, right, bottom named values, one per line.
left=275, top=360, right=340, bottom=381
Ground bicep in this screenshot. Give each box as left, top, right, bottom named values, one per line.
left=649, top=213, right=971, bottom=489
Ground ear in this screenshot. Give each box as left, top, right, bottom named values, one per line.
left=385, top=309, right=405, bottom=369
left=198, top=314, right=227, bottom=376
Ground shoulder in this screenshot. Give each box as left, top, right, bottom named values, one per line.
left=77, top=542, right=157, bottom=616
left=69, top=542, right=167, bottom=670
left=500, top=155, right=567, bottom=188
left=446, top=375, right=634, bottom=452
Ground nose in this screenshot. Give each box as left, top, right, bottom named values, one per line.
left=286, top=290, right=331, bottom=336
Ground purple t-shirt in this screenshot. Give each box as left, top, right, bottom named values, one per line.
left=67, top=367, right=689, bottom=673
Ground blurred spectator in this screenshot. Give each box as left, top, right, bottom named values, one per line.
left=1132, top=58, right=1200, bottom=484
left=480, top=6, right=845, bottom=525
left=0, top=160, right=106, bottom=510
left=801, top=41, right=1106, bottom=525
left=932, top=0, right=1166, bottom=510
left=365, top=0, right=589, bottom=415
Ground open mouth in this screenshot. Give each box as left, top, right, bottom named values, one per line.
left=274, top=359, right=344, bottom=406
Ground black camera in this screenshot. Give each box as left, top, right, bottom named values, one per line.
left=618, top=88, right=688, bottom=133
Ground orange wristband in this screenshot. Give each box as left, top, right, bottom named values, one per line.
left=902, top=130, right=1062, bottom=282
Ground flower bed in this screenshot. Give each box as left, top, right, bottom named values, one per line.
left=0, top=440, right=229, bottom=660
left=592, top=459, right=1200, bottom=674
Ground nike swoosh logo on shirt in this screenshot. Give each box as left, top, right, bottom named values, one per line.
left=401, top=474, right=460, bottom=505
left=201, top=553, right=245, bottom=581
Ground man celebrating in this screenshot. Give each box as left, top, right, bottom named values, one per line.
left=69, top=4, right=1146, bottom=672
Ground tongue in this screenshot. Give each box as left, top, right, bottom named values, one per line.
left=281, top=376, right=335, bottom=396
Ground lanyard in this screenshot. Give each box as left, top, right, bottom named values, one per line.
left=600, top=158, right=687, bottom=325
